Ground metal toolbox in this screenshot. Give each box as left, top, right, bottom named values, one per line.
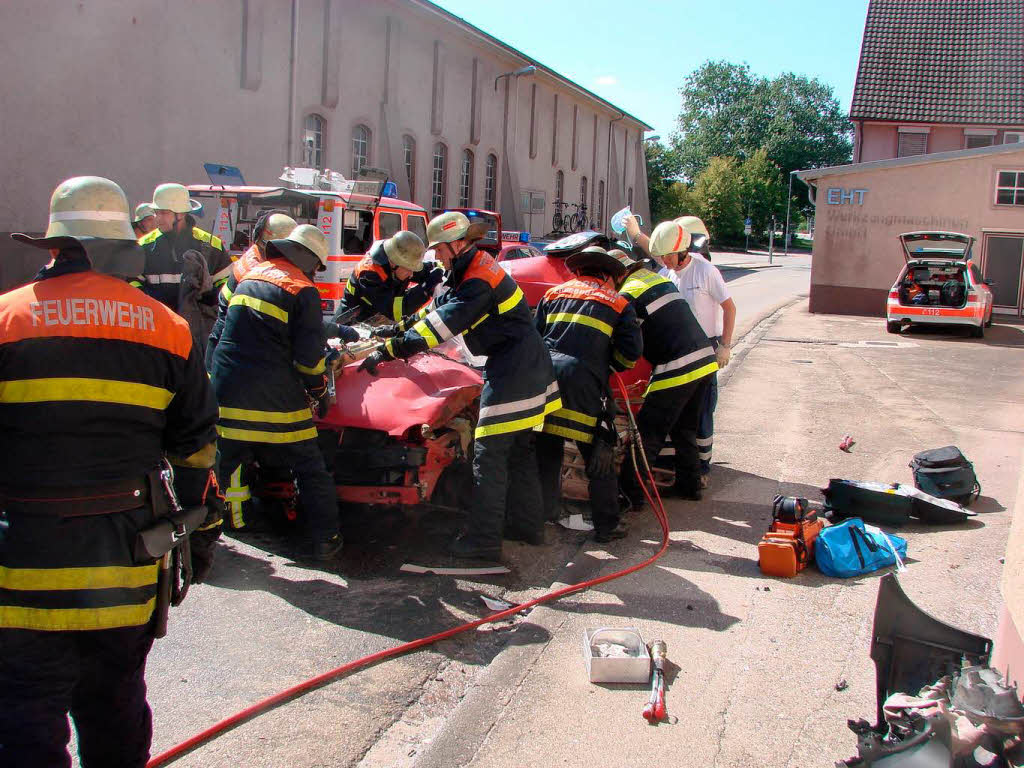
left=582, top=627, right=651, bottom=684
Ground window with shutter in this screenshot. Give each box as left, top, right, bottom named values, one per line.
left=897, top=131, right=928, bottom=157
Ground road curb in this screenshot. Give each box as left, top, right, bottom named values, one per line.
left=410, top=296, right=807, bottom=768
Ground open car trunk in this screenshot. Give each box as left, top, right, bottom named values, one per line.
left=898, top=262, right=969, bottom=309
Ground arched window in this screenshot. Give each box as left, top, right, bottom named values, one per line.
left=459, top=149, right=474, bottom=207
left=597, top=180, right=605, bottom=230
left=402, top=135, right=416, bottom=199
left=431, top=143, right=448, bottom=211
left=555, top=170, right=564, bottom=202
left=484, top=154, right=497, bottom=211
left=303, top=114, right=325, bottom=169
left=627, top=187, right=633, bottom=209
left=580, top=176, right=588, bottom=206
left=351, top=124, right=371, bottom=177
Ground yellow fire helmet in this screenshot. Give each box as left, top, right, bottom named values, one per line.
left=648, top=220, right=692, bottom=258
left=426, top=211, right=471, bottom=249
left=383, top=230, right=426, bottom=272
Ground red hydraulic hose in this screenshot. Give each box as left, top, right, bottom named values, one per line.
left=147, top=373, right=667, bottom=767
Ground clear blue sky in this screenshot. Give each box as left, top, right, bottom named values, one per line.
left=431, top=0, right=871, bottom=143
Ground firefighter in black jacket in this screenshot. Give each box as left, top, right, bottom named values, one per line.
left=210, top=225, right=343, bottom=559
left=0, top=176, right=220, bottom=767
left=535, top=245, right=643, bottom=542
left=336, top=230, right=441, bottom=325
left=139, top=183, right=232, bottom=342
left=617, top=222, right=719, bottom=505
left=360, top=212, right=561, bottom=561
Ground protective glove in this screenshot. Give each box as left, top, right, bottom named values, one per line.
left=323, top=321, right=361, bottom=343
left=186, top=470, right=223, bottom=585
left=715, top=343, right=731, bottom=369
left=307, top=379, right=331, bottom=417
left=586, top=439, right=616, bottom=478
left=358, top=347, right=392, bottom=376
left=423, top=267, right=445, bottom=291
left=371, top=323, right=401, bottom=339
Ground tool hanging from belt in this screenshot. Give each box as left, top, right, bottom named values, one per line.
left=135, top=461, right=209, bottom=637
left=0, top=461, right=208, bottom=638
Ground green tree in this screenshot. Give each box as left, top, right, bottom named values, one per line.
left=691, top=156, right=744, bottom=241
left=675, top=61, right=853, bottom=182
left=738, top=149, right=786, bottom=239
left=644, top=141, right=684, bottom=223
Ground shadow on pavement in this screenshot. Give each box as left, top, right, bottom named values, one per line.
left=900, top=323, right=1024, bottom=349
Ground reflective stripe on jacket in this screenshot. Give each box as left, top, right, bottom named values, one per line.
left=386, top=246, right=560, bottom=439
left=207, top=244, right=264, bottom=369
left=535, top=277, right=643, bottom=443
left=619, top=267, right=717, bottom=394
left=211, top=258, right=326, bottom=445
left=140, top=222, right=232, bottom=309
left=338, top=242, right=433, bottom=323
left=0, top=258, right=217, bottom=630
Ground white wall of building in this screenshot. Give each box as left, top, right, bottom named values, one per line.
left=0, top=0, right=651, bottom=288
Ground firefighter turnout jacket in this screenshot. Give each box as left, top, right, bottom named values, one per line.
left=535, top=276, right=642, bottom=443
left=338, top=241, right=434, bottom=323
left=139, top=217, right=232, bottom=309
left=0, top=257, right=218, bottom=631
left=210, top=257, right=327, bottom=446
left=207, top=243, right=263, bottom=368
left=619, top=267, right=718, bottom=394
left=385, top=246, right=560, bottom=439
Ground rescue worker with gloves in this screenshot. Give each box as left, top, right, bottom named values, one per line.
left=534, top=241, right=642, bottom=542
left=140, top=182, right=233, bottom=353
left=207, top=210, right=299, bottom=368
left=210, top=225, right=343, bottom=560
left=0, top=176, right=220, bottom=767
left=617, top=221, right=719, bottom=506
left=359, top=211, right=561, bottom=561
left=625, top=213, right=734, bottom=488
left=336, top=229, right=442, bottom=327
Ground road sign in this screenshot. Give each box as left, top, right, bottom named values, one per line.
left=744, top=224, right=752, bottom=236
left=744, top=217, right=752, bottom=226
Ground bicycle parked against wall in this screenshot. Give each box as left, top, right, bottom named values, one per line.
left=551, top=199, right=570, bottom=234
left=566, top=202, right=590, bottom=233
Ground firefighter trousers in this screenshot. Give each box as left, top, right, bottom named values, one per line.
left=0, top=625, right=154, bottom=768
left=470, top=430, right=544, bottom=550
left=218, top=437, right=339, bottom=544
left=536, top=433, right=620, bottom=534
left=620, top=377, right=710, bottom=503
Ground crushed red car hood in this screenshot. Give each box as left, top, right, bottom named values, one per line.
left=318, top=352, right=483, bottom=436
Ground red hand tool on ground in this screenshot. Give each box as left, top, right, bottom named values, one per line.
left=642, top=640, right=668, bottom=722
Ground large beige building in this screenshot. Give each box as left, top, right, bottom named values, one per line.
left=0, top=0, right=652, bottom=290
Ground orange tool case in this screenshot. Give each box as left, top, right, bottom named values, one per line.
left=758, top=496, right=825, bottom=578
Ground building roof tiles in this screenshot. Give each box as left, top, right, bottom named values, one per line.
left=850, top=0, right=1024, bottom=124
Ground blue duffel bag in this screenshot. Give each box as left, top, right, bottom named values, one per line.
left=815, top=518, right=907, bottom=578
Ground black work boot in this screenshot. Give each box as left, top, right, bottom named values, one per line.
left=449, top=533, right=502, bottom=561
left=312, top=533, right=344, bottom=561
left=594, top=522, right=629, bottom=544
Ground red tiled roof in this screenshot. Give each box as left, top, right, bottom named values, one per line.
left=850, top=0, right=1024, bottom=124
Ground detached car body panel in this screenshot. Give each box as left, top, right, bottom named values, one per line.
left=885, top=232, right=993, bottom=334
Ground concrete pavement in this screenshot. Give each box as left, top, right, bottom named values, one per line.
left=408, top=305, right=1024, bottom=768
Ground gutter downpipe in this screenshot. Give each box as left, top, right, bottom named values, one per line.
left=605, top=112, right=624, bottom=235
left=784, top=170, right=795, bottom=256
left=286, top=0, right=298, bottom=166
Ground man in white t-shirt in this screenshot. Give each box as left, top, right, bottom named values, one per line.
left=624, top=215, right=736, bottom=486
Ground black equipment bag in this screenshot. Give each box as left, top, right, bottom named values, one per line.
left=909, top=446, right=980, bottom=505
left=940, top=279, right=965, bottom=307
left=823, top=479, right=913, bottom=526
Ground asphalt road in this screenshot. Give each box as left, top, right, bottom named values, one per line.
left=128, top=253, right=813, bottom=768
